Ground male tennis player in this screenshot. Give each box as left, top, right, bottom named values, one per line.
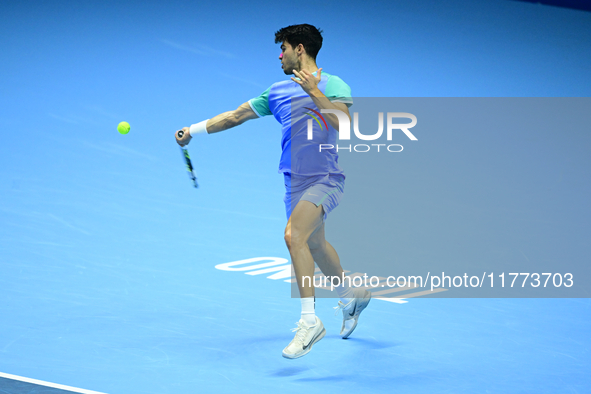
left=175, top=24, right=370, bottom=359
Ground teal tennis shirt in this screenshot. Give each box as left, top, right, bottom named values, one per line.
left=248, top=71, right=352, bottom=176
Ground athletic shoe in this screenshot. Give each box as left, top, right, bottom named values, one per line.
left=334, top=288, right=371, bottom=338
left=282, top=317, right=326, bottom=359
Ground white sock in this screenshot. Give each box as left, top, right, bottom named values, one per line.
left=301, top=297, right=316, bottom=326
left=336, top=280, right=355, bottom=305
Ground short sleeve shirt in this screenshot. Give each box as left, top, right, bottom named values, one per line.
left=249, top=71, right=352, bottom=175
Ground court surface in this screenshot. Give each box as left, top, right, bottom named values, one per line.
left=1, top=0, right=590, bottom=393
left=1, top=158, right=590, bottom=393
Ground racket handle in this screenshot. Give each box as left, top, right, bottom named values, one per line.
left=177, top=129, right=185, bottom=138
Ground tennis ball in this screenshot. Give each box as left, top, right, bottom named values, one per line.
left=117, top=121, right=130, bottom=134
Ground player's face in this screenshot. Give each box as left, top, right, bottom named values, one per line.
left=279, top=41, right=297, bottom=75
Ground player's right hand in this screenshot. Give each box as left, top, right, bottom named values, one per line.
left=175, top=127, right=192, bottom=147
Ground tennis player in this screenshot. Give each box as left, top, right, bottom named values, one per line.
left=175, top=24, right=370, bottom=359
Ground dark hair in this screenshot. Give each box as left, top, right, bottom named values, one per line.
left=274, top=24, right=323, bottom=60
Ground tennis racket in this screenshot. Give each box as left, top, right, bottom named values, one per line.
left=177, top=129, right=198, bottom=188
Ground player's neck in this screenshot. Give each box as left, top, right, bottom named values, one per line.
left=296, top=59, right=319, bottom=75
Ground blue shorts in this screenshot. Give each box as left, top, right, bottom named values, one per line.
left=283, top=173, right=345, bottom=220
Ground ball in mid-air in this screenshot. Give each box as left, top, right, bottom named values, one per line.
left=117, top=121, right=130, bottom=134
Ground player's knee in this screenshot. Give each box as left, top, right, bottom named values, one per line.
left=307, top=237, right=324, bottom=253
left=285, top=228, right=306, bottom=251
left=284, top=228, right=292, bottom=249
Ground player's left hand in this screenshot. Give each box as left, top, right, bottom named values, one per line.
left=292, top=68, right=322, bottom=94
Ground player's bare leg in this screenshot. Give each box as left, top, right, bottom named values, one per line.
left=307, top=210, right=372, bottom=340
left=284, top=200, right=324, bottom=298
left=282, top=200, right=326, bottom=359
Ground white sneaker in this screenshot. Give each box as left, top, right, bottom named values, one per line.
left=282, top=317, right=326, bottom=359
left=334, top=288, right=371, bottom=339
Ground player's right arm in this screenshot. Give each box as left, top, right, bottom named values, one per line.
left=175, top=102, right=258, bottom=146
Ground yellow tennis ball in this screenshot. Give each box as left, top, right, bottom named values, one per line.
left=117, top=121, right=130, bottom=134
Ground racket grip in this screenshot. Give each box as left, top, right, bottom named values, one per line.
left=177, top=129, right=185, bottom=138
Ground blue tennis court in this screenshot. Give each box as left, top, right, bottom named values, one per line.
left=1, top=0, right=590, bottom=393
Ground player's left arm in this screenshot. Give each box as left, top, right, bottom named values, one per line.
left=292, top=68, right=350, bottom=130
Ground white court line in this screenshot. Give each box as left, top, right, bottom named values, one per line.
left=0, top=372, right=107, bottom=394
